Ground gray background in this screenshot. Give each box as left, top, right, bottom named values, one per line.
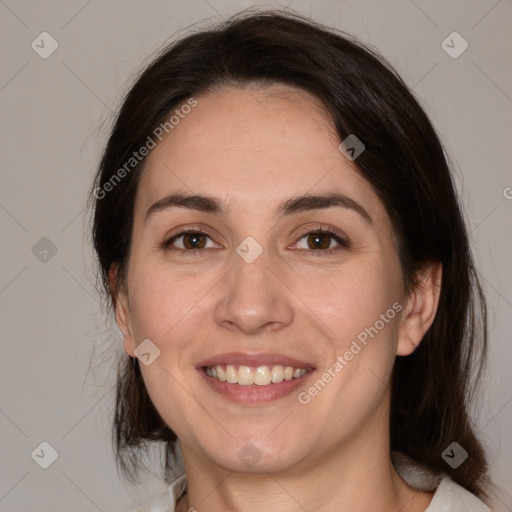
left=0, top=0, right=511, bottom=511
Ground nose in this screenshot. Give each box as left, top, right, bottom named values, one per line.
left=214, top=248, right=294, bottom=335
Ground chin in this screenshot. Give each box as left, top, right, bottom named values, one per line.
left=200, top=434, right=307, bottom=474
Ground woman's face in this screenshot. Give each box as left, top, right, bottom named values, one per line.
left=116, top=84, right=416, bottom=473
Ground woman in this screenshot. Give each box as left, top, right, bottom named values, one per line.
left=90, top=10, right=493, bottom=511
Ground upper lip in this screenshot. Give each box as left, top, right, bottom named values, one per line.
left=196, top=352, right=315, bottom=369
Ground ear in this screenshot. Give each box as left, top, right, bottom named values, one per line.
left=397, top=261, right=442, bottom=356
left=109, top=264, right=136, bottom=358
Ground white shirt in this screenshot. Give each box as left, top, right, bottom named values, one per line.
left=135, top=451, right=492, bottom=511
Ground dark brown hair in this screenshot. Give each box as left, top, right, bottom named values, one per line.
left=89, top=9, right=490, bottom=501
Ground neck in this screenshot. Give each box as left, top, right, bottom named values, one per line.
left=176, top=398, right=433, bottom=512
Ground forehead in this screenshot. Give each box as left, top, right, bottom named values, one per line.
left=136, top=85, right=384, bottom=223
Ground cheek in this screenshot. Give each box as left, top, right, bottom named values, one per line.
left=301, top=260, right=402, bottom=433
left=129, top=266, right=216, bottom=433
left=303, top=259, right=402, bottom=352
left=128, top=263, right=214, bottom=342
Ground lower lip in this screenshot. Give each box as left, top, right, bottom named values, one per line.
left=197, top=367, right=314, bottom=404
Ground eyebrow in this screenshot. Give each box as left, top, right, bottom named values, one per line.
left=144, top=192, right=373, bottom=225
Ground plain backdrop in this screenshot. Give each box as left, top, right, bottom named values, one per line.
left=0, top=1, right=511, bottom=511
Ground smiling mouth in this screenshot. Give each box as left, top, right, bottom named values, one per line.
left=202, top=364, right=312, bottom=386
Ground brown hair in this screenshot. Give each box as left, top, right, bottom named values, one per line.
left=89, top=9, right=491, bottom=501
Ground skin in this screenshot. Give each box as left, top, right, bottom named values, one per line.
left=113, top=85, right=442, bottom=512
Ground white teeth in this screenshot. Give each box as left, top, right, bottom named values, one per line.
left=237, top=365, right=254, bottom=385
left=271, top=365, right=284, bottom=383
left=205, top=364, right=310, bottom=385
left=284, top=366, right=294, bottom=381
left=253, top=366, right=271, bottom=386
left=226, top=364, right=237, bottom=384
left=217, top=366, right=226, bottom=381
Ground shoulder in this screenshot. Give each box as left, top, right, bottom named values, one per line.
left=391, top=451, right=492, bottom=512
left=135, top=474, right=187, bottom=512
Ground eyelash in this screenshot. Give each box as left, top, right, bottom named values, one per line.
left=162, top=226, right=351, bottom=255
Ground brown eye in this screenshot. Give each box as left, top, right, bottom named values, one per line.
left=182, top=233, right=207, bottom=249
left=295, top=230, right=349, bottom=252
left=307, top=232, right=331, bottom=250
left=164, top=231, right=216, bottom=251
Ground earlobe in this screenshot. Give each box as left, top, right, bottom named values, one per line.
left=396, top=262, right=442, bottom=356
left=109, top=265, right=136, bottom=358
